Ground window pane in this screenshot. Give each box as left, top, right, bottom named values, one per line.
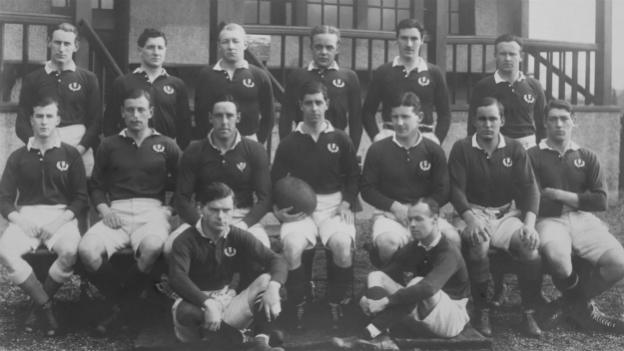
left=382, top=9, right=395, bottom=31
left=259, top=1, right=271, bottom=24
left=382, top=0, right=396, bottom=8
left=244, top=1, right=259, bottom=24
left=91, top=0, right=99, bottom=8
left=367, top=8, right=381, bottom=30
left=51, top=0, right=68, bottom=7
left=449, top=13, right=459, bottom=34
left=101, top=0, right=114, bottom=9
left=397, top=0, right=410, bottom=8
left=325, top=5, right=338, bottom=26
left=339, top=7, right=353, bottom=28
left=397, top=9, right=410, bottom=23
left=450, top=0, right=460, bottom=11
left=325, top=0, right=338, bottom=4
left=307, top=4, right=322, bottom=25
left=285, top=3, right=293, bottom=25
left=341, top=0, right=354, bottom=5
left=368, top=0, right=381, bottom=7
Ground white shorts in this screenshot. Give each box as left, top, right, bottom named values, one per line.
left=0, top=205, right=80, bottom=252
left=537, top=211, right=623, bottom=264
left=56, top=124, right=94, bottom=177
left=455, top=206, right=523, bottom=250
left=371, top=212, right=457, bottom=246
left=280, top=192, right=356, bottom=247
left=172, top=287, right=253, bottom=342
left=85, top=198, right=171, bottom=258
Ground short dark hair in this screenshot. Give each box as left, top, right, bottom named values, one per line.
left=475, top=97, right=504, bottom=118
left=392, top=91, right=422, bottom=114
left=197, top=182, right=234, bottom=206
left=211, top=95, right=240, bottom=114
left=51, top=22, right=79, bottom=43
left=395, top=18, right=425, bottom=37
left=411, top=197, right=440, bottom=217
left=123, top=88, right=153, bottom=107
left=33, top=96, right=59, bottom=110
left=310, top=25, right=340, bottom=42
left=137, top=28, right=167, bottom=47
left=544, top=99, right=573, bottom=116
left=299, top=80, right=328, bottom=101
left=494, top=34, right=523, bottom=51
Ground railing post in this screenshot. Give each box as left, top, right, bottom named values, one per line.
left=595, top=0, right=612, bottom=105
left=74, top=0, right=92, bottom=69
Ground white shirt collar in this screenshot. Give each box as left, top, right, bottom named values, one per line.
left=471, top=133, right=506, bottom=150
left=391, top=132, right=423, bottom=150
left=295, top=120, right=335, bottom=135
left=118, top=128, right=160, bottom=138
left=133, top=66, right=168, bottom=77
left=307, top=61, right=339, bottom=71
left=207, top=130, right=242, bottom=153
left=44, top=60, right=76, bottom=74
left=538, top=139, right=580, bottom=152
left=392, top=56, right=428, bottom=73
left=195, top=218, right=229, bottom=240
left=494, top=70, right=526, bottom=84
left=27, top=136, right=62, bottom=151
left=213, top=59, right=249, bottom=71
left=417, top=231, right=442, bottom=251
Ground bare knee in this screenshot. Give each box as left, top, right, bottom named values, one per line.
left=78, top=237, right=106, bottom=272
left=598, top=248, right=624, bottom=283
left=541, top=243, right=572, bottom=278
left=137, top=236, right=164, bottom=270
left=282, top=235, right=308, bottom=268
left=327, top=235, right=352, bottom=267
left=375, top=233, right=402, bottom=263
left=465, top=242, right=489, bottom=261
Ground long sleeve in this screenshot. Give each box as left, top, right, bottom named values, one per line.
left=175, top=145, right=201, bottom=225
left=67, top=151, right=88, bottom=217
left=347, top=71, right=363, bottom=150
left=532, top=79, right=547, bottom=143
left=169, top=240, right=208, bottom=307
left=362, top=69, right=382, bottom=140
left=513, top=148, right=540, bottom=215
left=243, top=144, right=271, bottom=226
left=341, top=136, right=361, bottom=208
left=175, top=82, right=192, bottom=150
left=431, top=66, right=451, bottom=143
left=448, top=142, right=471, bottom=215
left=80, top=72, right=102, bottom=149
left=88, top=141, right=110, bottom=207
left=103, top=76, right=124, bottom=136
left=578, top=151, right=607, bottom=211
left=429, top=145, right=450, bottom=206
left=0, top=153, right=19, bottom=218
left=360, top=144, right=394, bottom=211
left=256, top=70, right=275, bottom=144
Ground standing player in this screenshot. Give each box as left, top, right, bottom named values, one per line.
left=17, top=22, right=101, bottom=176
left=361, top=92, right=458, bottom=267
left=362, top=19, right=451, bottom=144
left=529, top=100, right=624, bottom=333
left=272, top=81, right=360, bottom=329
left=169, top=182, right=286, bottom=351
left=280, top=25, right=362, bottom=149
left=103, top=28, right=192, bottom=150
left=468, top=34, right=546, bottom=149
left=333, top=199, right=469, bottom=350
left=449, top=97, right=542, bottom=337
left=0, top=97, right=87, bottom=336
left=78, top=89, right=181, bottom=335
left=195, top=23, right=274, bottom=144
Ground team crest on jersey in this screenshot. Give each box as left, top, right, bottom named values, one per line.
left=224, top=246, right=237, bottom=257
left=236, top=162, right=247, bottom=172
left=56, top=161, right=69, bottom=171
left=574, top=158, right=585, bottom=168
left=523, top=94, right=535, bottom=104
left=163, top=85, right=175, bottom=95
left=419, top=160, right=431, bottom=171
left=327, top=143, right=339, bottom=153
left=68, top=82, right=81, bottom=92
left=418, top=76, right=430, bottom=86
left=502, top=157, right=513, bottom=168
left=242, top=78, right=255, bottom=88
left=152, top=144, right=165, bottom=153
left=332, top=79, right=345, bottom=88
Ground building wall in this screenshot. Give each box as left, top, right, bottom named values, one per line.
left=1, top=0, right=50, bottom=13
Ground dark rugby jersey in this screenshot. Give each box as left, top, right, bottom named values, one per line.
left=271, top=122, right=360, bottom=208
left=103, top=68, right=192, bottom=149
left=361, top=135, right=449, bottom=211
left=468, top=72, right=546, bottom=140
left=17, top=62, right=102, bottom=149
left=169, top=223, right=288, bottom=307
left=362, top=58, right=451, bottom=143
left=280, top=62, right=363, bottom=148
left=449, top=135, right=539, bottom=215
left=89, top=130, right=181, bottom=206
left=383, top=235, right=470, bottom=304
left=175, top=132, right=271, bottom=226
left=0, top=140, right=87, bottom=218
left=195, top=61, right=274, bottom=143
left=528, top=140, right=606, bottom=217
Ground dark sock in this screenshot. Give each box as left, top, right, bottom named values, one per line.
left=366, top=286, right=389, bottom=300
left=301, top=249, right=316, bottom=282
left=328, top=264, right=352, bottom=303
left=286, top=266, right=306, bottom=305
left=42, top=275, right=62, bottom=299
left=325, top=249, right=334, bottom=281
left=89, top=260, right=121, bottom=300
left=517, top=258, right=543, bottom=310
left=19, top=273, right=49, bottom=305
left=471, top=281, right=490, bottom=309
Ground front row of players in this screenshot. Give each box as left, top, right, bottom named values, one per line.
left=1, top=84, right=624, bottom=346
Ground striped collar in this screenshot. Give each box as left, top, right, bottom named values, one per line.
left=44, top=60, right=76, bottom=74
left=213, top=59, right=249, bottom=71
left=539, top=139, right=579, bottom=152
left=494, top=70, right=526, bottom=84
left=392, top=56, right=428, bottom=73
left=295, top=120, right=335, bottom=135
left=27, top=136, right=61, bottom=151
left=307, top=61, right=339, bottom=71
left=207, top=130, right=242, bottom=153
left=471, top=133, right=506, bottom=149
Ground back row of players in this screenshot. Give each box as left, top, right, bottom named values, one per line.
left=1, top=19, right=623, bottom=350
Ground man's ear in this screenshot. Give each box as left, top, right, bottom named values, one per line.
left=500, top=116, right=505, bottom=127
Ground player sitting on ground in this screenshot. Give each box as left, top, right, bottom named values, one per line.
left=0, top=97, right=87, bottom=336
left=529, top=99, right=624, bottom=333
left=168, top=182, right=286, bottom=351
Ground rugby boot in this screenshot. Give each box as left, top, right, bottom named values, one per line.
left=23, top=302, right=38, bottom=333
left=522, top=309, right=542, bottom=337
left=473, top=308, right=492, bottom=336
left=568, top=300, right=624, bottom=334
left=94, top=304, right=121, bottom=336
left=329, top=302, right=346, bottom=330
left=540, top=297, right=567, bottom=330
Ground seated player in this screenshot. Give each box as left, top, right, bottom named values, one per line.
left=449, top=97, right=543, bottom=337
left=360, top=91, right=459, bottom=267
left=168, top=182, right=286, bottom=351
left=78, top=89, right=181, bottom=334
left=272, top=81, right=360, bottom=329
left=332, top=198, right=469, bottom=350
left=0, top=97, right=87, bottom=336
left=529, top=100, right=624, bottom=333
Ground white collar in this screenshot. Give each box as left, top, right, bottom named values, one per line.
left=27, top=136, right=62, bottom=151
left=307, top=61, right=339, bottom=71
left=538, top=139, right=579, bottom=152
left=44, top=60, right=76, bottom=74
left=392, top=56, right=428, bottom=73
left=133, top=66, right=168, bottom=77
left=417, top=231, right=442, bottom=251
left=295, top=120, right=335, bottom=135
left=471, top=133, right=506, bottom=150
left=391, top=132, right=423, bottom=149
left=494, top=70, right=525, bottom=84
left=118, top=128, right=160, bottom=138
left=213, top=59, right=249, bottom=71
left=195, top=218, right=229, bottom=240
left=207, top=130, right=242, bottom=153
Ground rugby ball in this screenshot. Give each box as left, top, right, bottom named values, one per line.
left=273, top=176, right=317, bottom=215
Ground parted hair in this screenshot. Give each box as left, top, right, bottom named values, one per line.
left=137, top=28, right=167, bottom=47
left=197, top=182, right=234, bottom=206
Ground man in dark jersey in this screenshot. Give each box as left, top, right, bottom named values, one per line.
left=168, top=182, right=286, bottom=351
left=332, top=198, right=469, bottom=350
left=195, top=23, right=274, bottom=144
left=529, top=100, right=624, bottom=333
left=17, top=22, right=101, bottom=177
left=449, top=97, right=542, bottom=337
left=104, top=28, right=192, bottom=150
left=78, top=89, right=181, bottom=335
left=361, top=91, right=458, bottom=266
left=362, top=18, right=451, bottom=144
left=280, top=25, right=362, bottom=149
left=272, top=81, right=360, bottom=330
left=0, top=97, right=87, bottom=336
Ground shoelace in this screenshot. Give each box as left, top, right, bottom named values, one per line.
left=590, top=308, right=616, bottom=329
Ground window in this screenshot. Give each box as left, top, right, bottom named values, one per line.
left=448, top=0, right=474, bottom=35
left=91, top=0, right=114, bottom=9
left=306, top=0, right=355, bottom=29
left=244, top=0, right=272, bottom=25
left=366, top=0, right=411, bottom=31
